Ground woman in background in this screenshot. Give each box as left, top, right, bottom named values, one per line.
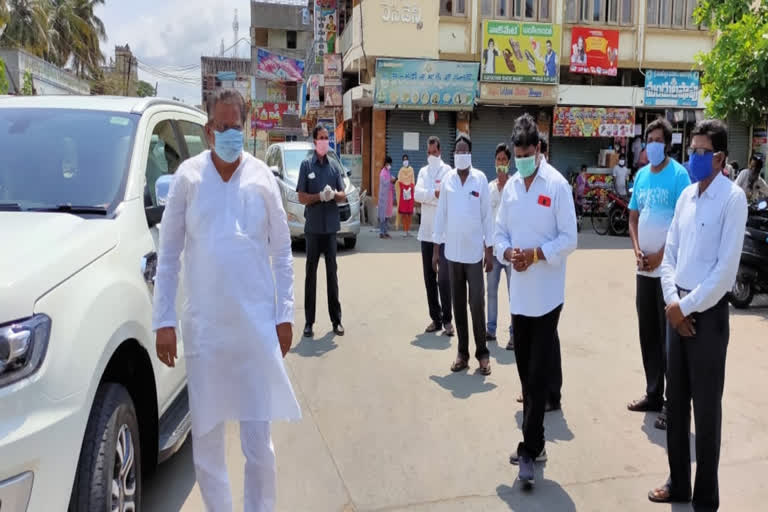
left=378, top=156, right=395, bottom=239
left=397, top=154, right=416, bottom=237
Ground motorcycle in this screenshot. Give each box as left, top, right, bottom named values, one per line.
left=729, top=198, right=768, bottom=308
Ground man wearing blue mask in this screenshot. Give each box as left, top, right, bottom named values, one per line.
left=627, top=118, right=690, bottom=432
left=154, top=89, right=301, bottom=512
left=648, top=119, right=747, bottom=512
left=496, top=114, right=577, bottom=488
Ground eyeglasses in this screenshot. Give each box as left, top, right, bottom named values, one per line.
left=687, top=148, right=716, bottom=157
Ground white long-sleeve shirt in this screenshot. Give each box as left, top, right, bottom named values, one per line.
left=494, top=160, right=578, bottom=317
left=432, top=168, right=494, bottom=264
left=414, top=159, right=453, bottom=243
left=661, top=173, right=748, bottom=317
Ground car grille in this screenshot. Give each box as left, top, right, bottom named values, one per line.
left=339, top=204, right=351, bottom=222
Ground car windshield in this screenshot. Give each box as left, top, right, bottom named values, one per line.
left=283, top=149, right=348, bottom=188
left=0, top=108, right=138, bottom=212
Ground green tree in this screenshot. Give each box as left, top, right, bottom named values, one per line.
left=0, top=57, right=9, bottom=94
left=21, top=69, right=34, bottom=94
left=0, top=0, right=50, bottom=58
left=695, top=0, right=768, bottom=124
left=137, top=80, right=155, bottom=97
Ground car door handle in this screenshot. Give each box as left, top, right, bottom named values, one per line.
left=141, top=252, right=158, bottom=287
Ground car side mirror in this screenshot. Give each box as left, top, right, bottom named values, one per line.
left=270, top=166, right=280, bottom=177
left=146, top=174, right=174, bottom=228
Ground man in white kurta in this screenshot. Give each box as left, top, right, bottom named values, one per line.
left=152, top=90, right=301, bottom=512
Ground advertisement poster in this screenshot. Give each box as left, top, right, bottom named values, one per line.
left=569, top=27, right=619, bottom=77
left=481, top=21, right=561, bottom=84
left=325, top=84, right=343, bottom=107
left=553, top=107, right=635, bottom=137
left=644, top=70, right=700, bottom=107
left=308, top=74, right=323, bottom=109
left=256, top=49, right=304, bottom=82
left=314, top=0, right=337, bottom=63
left=252, top=102, right=298, bottom=130
left=374, top=58, right=479, bottom=111
left=324, top=54, right=342, bottom=81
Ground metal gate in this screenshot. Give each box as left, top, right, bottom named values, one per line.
left=727, top=118, right=750, bottom=171
left=470, top=107, right=528, bottom=180
left=385, top=111, right=456, bottom=177
left=549, top=137, right=608, bottom=179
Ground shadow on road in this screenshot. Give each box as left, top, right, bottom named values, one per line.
left=291, top=333, right=339, bottom=357
left=496, top=479, right=576, bottom=511
left=488, top=341, right=517, bottom=366
left=429, top=372, right=497, bottom=398
left=514, top=409, right=575, bottom=442
left=411, top=333, right=452, bottom=351
left=143, top=438, right=196, bottom=511
left=641, top=414, right=697, bottom=462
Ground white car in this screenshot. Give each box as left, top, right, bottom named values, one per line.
left=265, top=142, right=361, bottom=249
left=0, top=96, right=206, bottom=511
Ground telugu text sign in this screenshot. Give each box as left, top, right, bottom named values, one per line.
left=644, top=70, right=700, bottom=107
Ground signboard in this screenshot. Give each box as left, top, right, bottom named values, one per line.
left=256, top=49, right=304, bottom=82
left=374, top=58, right=479, bottom=111
left=324, top=54, right=342, bottom=81
left=325, top=84, right=342, bottom=107
left=644, top=70, right=700, bottom=107
left=252, top=102, right=298, bottom=130
left=308, top=74, right=323, bottom=109
left=553, top=107, right=635, bottom=138
left=569, top=27, right=619, bottom=77
left=481, top=21, right=561, bottom=84
left=479, top=83, right=557, bottom=104
left=314, top=0, right=337, bottom=63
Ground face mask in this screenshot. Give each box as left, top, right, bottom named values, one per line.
left=689, top=151, right=715, bottom=183
left=315, top=139, right=330, bottom=156
left=427, top=155, right=440, bottom=168
left=403, top=160, right=409, bottom=167
left=496, top=165, right=510, bottom=175
left=515, top=155, right=538, bottom=178
left=214, top=129, right=243, bottom=164
left=619, top=160, right=625, bottom=167
left=454, top=153, right=472, bottom=170
left=385, top=164, right=391, bottom=170
left=646, top=142, right=666, bottom=167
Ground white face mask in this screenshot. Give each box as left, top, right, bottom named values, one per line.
left=454, top=153, right=472, bottom=170
left=427, top=155, right=441, bottom=168
left=403, top=160, right=409, bottom=167
left=619, top=160, right=625, bottom=167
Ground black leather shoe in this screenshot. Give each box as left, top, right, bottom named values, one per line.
left=333, top=324, right=345, bottom=336
left=303, top=324, right=314, bottom=338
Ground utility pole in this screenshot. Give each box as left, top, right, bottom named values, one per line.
left=125, top=56, right=132, bottom=96
left=233, top=9, right=239, bottom=58
left=154, top=81, right=158, bottom=97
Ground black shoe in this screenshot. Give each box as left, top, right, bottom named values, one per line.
left=303, top=324, right=314, bottom=338
left=333, top=324, right=345, bottom=336
left=545, top=400, right=561, bottom=413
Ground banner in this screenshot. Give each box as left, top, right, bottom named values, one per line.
left=324, top=54, right=342, bottom=81
left=553, top=107, right=635, bottom=138
left=325, top=84, right=343, bottom=107
left=314, top=0, right=337, bottom=63
left=481, top=21, right=561, bottom=84
left=644, top=70, right=700, bottom=107
left=374, top=58, right=479, bottom=111
left=479, top=83, right=557, bottom=104
left=308, top=74, right=323, bottom=109
left=569, top=27, right=619, bottom=77
left=256, top=49, right=304, bottom=82
left=251, top=102, right=298, bottom=130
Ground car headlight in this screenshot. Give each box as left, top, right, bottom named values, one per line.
left=0, top=314, right=51, bottom=388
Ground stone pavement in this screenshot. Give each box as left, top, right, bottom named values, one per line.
left=144, top=228, right=768, bottom=512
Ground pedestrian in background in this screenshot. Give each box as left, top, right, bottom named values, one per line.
left=153, top=89, right=301, bottom=512
left=378, top=156, right=395, bottom=239
left=627, top=118, right=690, bottom=431
left=396, top=154, right=415, bottom=232
left=496, top=114, right=577, bottom=487
left=735, top=154, right=768, bottom=202
left=297, top=126, right=346, bottom=338
left=397, top=155, right=416, bottom=237
left=415, top=136, right=454, bottom=337
left=487, top=143, right=514, bottom=349
left=433, top=132, right=493, bottom=375
left=648, top=119, right=747, bottom=512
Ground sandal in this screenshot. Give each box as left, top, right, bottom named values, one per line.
left=647, top=484, right=690, bottom=504
left=655, top=407, right=668, bottom=430
left=516, top=394, right=524, bottom=403
left=450, top=358, right=469, bottom=372
left=628, top=396, right=663, bottom=412
left=478, top=359, right=491, bottom=376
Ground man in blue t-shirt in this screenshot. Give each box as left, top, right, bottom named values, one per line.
left=626, top=118, right=691, bottom=431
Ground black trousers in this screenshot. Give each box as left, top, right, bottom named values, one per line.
left=420, top=242, right=452, bottom=327
left=448, top=260, right=489, bottom=361
left=549, top=331, right=563, bottom=404
left=514, top=305, right=563, bottom=458
left=636, top=275, right=667, bottom=405
left=304, top=233, right=341, bottom=326
left=666, top=295, right=729, bottom=512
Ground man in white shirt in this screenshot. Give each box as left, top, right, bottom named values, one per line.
left=415, top=136, right=454, bottom=336
left=648, top=120, right=747, bottom=511
left=496, top=114, right=577, bottom=488
left=153, top=89, right=301, bottom=511
left=612, top=154, right=630, bottom=197
left=735, top=154, right=768, bottom=203
left=433, top=133, right=494, bottom=375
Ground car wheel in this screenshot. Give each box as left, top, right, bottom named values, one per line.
left=69, top=383, right=142, bottom=512
left=344, top=236, right=357, bottom=250
left=729, top=279, right=754, bottom=309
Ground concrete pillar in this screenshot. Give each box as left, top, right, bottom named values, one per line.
left=372, top=109, right=387, bottom=200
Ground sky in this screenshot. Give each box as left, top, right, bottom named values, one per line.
left=96, top=0, right=253, bottom=105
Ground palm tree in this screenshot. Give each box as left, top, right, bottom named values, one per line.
left=0, top=0, right=51, bottom=58
left=1, top=1, right=10, bottom=38
left=69, top=0, right=106, bottom=78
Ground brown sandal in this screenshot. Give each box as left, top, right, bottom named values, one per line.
left=647, top=484, right=690, bottom=504
left=450, top=358, right=469, bottom=372
left=478, top=359, right=491, bottom=376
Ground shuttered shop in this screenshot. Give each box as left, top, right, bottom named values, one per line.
left=727, top=118, right=750, bottom=170
left=549, top=137, right=608, bottom=177
left=386, top=111, right=456, bottom=175
left=470, top=107, right=527, bottom=181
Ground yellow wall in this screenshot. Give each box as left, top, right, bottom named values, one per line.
left=439, top=20, right=472, bottom=55
left=644, top=30, right=713, bottom=68
left=359, top=0, right=440, bottom=59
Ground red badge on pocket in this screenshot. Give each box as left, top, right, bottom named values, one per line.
left=471, top=190, right=480, bottom=197
left=538, top=195, right=552, bottom=207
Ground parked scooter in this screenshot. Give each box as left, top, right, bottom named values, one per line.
left=729, top=198, right=768, bottom=308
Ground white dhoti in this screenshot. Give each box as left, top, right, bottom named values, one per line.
left=192, top=421, right=276, bottom=512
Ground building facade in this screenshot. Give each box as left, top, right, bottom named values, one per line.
left=0, top=48, right=90, bottom=96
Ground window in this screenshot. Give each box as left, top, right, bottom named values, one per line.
left=177, top=121, right=209, bottom=159
left=566, top=0, right=634, bottom=25
left=286, top=30, right=297, bottom=49
left=481, top=0, right=552, bottom=20
left=648, top=0, right=705, bottom=29
left=440, top=0, right=467, bottom=17
left=146, top=120, right=183, bottom=207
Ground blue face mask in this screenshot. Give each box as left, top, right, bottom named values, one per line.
left=689, top=151, right=714, bottom=183
left=646, top=142, right=666, bottom=167
left=214, top=129, right=243, bottom=163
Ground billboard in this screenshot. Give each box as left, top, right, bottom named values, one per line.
left=314, top=0, right=337, bottom=63
left=569, top=27, right=619, bottom=77
left=374, top=58, right=479, bottom=111
left=481, top=21, right=561, bottom=84
left=252, top=102, right=299, bottom=130
left=255, top=49, right=304, bottom=82
left=644, top=70, right=700, bottom=107
left=553, top=107, right=635, bottom=138
left=324, top=54, right=342, bottom=81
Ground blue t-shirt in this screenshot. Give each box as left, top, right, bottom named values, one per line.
left=628, top=158, right=691, bottom=277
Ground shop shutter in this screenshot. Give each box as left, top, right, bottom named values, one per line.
left=727, top=118, right=750, bottom=171
left=549, top=137, right=607, bottom=179
left=470, top=107, right=527, bottom=180
left=385, top=111, right=456, bottom=178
